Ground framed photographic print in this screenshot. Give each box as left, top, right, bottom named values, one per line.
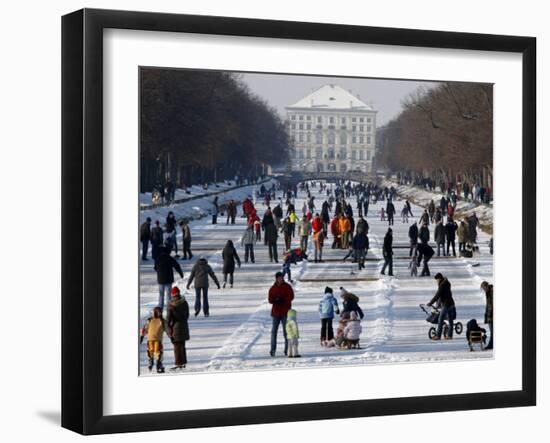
left=62, top=8, right=536, bottom=435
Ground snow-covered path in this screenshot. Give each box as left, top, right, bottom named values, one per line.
left=139, top=182, right=493, bottom=375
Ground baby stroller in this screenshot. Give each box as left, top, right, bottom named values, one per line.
left=419, top=304, right=463, bottom=339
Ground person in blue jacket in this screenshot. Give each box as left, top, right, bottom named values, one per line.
left=319, top=287, right=340, bottom=346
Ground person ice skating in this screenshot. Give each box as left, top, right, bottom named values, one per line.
left=179, top=219, right=193, bottom=260
left=222, top=240, right=241, bottom=288
left=445, top=218, right=458, bottom=257
left=140, top=306, right=166, bottom=373
left=420, top=209, right=430, bottom=226
left=342, top=311, right=362, bottom=349
left=165, top=212, right=179, bottom=257
left=241, top=224, right=256, bottom=263
left=386, top=200, right=395, bottom=226
left=140, top=217, right=152, bottom=260
left=417, top=241, right=434, bottom=277
left=319, top=287, right=340, bottom=345
left=285, top=309, right=301, bottom=358
left=339, top=214, right=352, bottom=249
left=380, top=207, right=386, bottom=221
left=351, top=229, right=369, bottom=270
left=313, top=227, right=324, bottom=263
left=381, top=228, right=394, bottom=276
left=268, top=272, right=295, bottom=357
left=166, top=286, right=190, bottom=370
left=154, top=246, right=184, bottom=312
left=150, top=220, right=163, bottom=261
left=187, top=256, right=220, bottom=317
left=263, top=209, right=279, bottom=263
left=427, top=273, right=456, bottom=340
left=428, top=200, right=436, bottom=222
left=419, top=222, right=430, bottom=245
left=405, top=199, right=413, bottom=217
left=408, top=221, right=419, bottom=257
left=401, top=205, right=409, bottom=223
left=340, top=287, right=364, bottom=319
left=298, top=216, right=312, bottom=251
left=212, top=196, right=219, bottom=224
left=330, top=214, right=341, bottom=249
left=226, top=199, right=237, bottom=225
left=480, top=281, right=494, bottom=350
left=281, top=216, right=293, bottom=251
left=254, top=218, right=261, bottom=242
left=457, top=220, right=468, bottom=253
left=435, top=220, right=446, bottom=256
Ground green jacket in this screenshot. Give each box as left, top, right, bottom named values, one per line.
left=285, top=310, right=299, bottom=339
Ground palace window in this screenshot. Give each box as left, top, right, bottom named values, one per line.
left=306, top=123, right=311, bottom=130
left=367, top=117, right=372, bottom=123
left=352, top=136, right=357, bottom=144
left=359, top=117, right=364, bottom=123
left=351, top=150, right=357, bottom=160
left=327, top=131, right=335, bottom=145
left=359, top=150, right=365, bottom=160
left=340, top=163, right=347, bottom=172
left=299, top=115, right=304, bottom=121
left=340, top=132, right=347, bottom=145
left=291, top=123, right=295, bottom=130
left=340, top=149, right=347, bottom=160
left=359, top=125, right=364, bottom=132
left=341, top=117, right=346, bottom=124
left=352, top=125, right=357, bottom=132
left=367, top=135, right=372, bottom=144
left=315, top=131, right=323, bottom=144
left=352, top=117, right=357, bottom=122
left=299, top=133, right=304, bottom=142
left=306, top=115, right=311, bottom=121
left=299, top=123, right=304, bottom=130
left=359, top=135, right=364, bottom=144
left=306, top=133, right=311, bottom=142
left=291, top=115, right=296, bottom=120
left=367, top=150, right=371, bottom=161
left=367, top=125, right=372, bottom=132
left=317, top=116, right=322, bottom=124
left=316, top=147, right=323, bottom=159
left=329, top=116, right=334, bottom=124
left=328, top=148, right=335, bottom=159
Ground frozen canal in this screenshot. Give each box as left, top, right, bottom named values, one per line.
left=139, top=181, right=493, bottom=374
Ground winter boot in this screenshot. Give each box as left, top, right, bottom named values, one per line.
left=156, top=354, right=165, bottom=373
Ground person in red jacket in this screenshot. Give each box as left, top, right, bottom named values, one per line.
left=268, top=271, right=295, bottom=357
left=311, top=213, right=323, bottom=233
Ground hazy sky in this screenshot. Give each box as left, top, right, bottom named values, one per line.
left=240, top=73, right=438, bottom=126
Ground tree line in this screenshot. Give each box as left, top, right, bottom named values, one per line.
left=376, top=82, right=493, bottom=188
left=140, top=68, right=289, bottom=192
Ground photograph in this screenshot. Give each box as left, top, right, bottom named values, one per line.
left=138, top=68, right=494, bottom=375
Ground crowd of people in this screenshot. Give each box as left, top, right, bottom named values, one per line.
left=138, top=178, right=494, bottom=372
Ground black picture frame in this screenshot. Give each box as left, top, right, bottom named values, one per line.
left=62, top=8, right=536, bottom=435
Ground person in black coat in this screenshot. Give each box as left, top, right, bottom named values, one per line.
left=381, top=228, right=394, bottom=276
left=417, top=242, right=434, bottom=277
left=140, top=217, right=151, bottom=260
left=386, top=200, right=395, bottom=226
left=445, top=218, right=458, bottom=257
left=154, top=246, right=184, bottom=311
left=419, top=223, right=430, bottom=245
left=167, top=287, right=190, bottom=370
left=408, top=222, right=419, bottom=257
left=150, top=220, right=163, bottom=260
left=222, top=240, right=241, bottom=288
left=427, top=273, right=456, bottom=339
left=351, top=231, right=369, bottom=270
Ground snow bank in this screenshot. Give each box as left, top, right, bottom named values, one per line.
left=139, top=178, right=278, bottom=225
left=382, top=179, right=493, bottom=234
